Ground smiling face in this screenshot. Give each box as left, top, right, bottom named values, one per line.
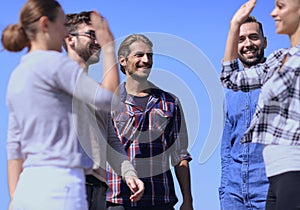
left=120, top=41, right=153, bottom=81
left=238, top=22, right=267, bottom=68
left=271, top=0, right=300, bottom=36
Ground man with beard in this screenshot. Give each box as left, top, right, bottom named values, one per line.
left=218, top=16, right=269, bottom=210
left=63, top=12, right=144, bottom=210
left=106, top=34, right=193, bottom=210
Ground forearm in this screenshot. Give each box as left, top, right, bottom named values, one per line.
left=223, top=22, right=240, bottom=62
left=8, top=158, right=23, bottom=199
left=101, top=43, right=120, bottom=94
left=175, top=160, right=193, bottom=203
left=90, top=11, right=120, bottom=95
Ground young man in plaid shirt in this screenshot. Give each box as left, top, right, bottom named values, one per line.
left=106, top=34, right=193, bottom=210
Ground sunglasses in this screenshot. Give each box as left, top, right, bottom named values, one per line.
left=70, top=30, right=96, bottom=41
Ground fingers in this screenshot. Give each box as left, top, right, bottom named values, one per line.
left=126, top=177, right=144, bottom=202
left=127, top=177, right=137, bottom=191
left=90, top=11, right=105, bottom=28
left=242, top=0, right=256, bottom=13
left=89, top=11, right=114, bottom=47
left=243, top=0, right=256, bottom=11
left=231, top=0, right=257, bottom=26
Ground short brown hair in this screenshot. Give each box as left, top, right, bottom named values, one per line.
left=63, top=11, right=92, bottom=51
left=243, top=15, right=265, bottom=37
left=65, top=11, right=92, bottom=34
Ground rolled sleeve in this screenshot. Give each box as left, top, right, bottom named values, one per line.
left=171, top=99, right=192, bottom=166
left=221, top=49, right=288, bottom=93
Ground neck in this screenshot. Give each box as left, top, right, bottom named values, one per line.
left=290, top=31, right=300, bottom=48
left=125, top=76, right=151, bottom=96
left=68, top=51, right=89, bottom=73
left=30, top=32, right=61, bottom=52
left=30, top=40, right=57, bottom=52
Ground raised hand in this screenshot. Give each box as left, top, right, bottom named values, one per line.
left=231, top=0, right=257, bottom=26
left=223, top=0, right=257, bottom=62
left=90, top=11, right=114, bottom=48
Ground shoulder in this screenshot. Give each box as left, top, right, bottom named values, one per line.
left=266, top=48, right=288, bottom=61
left=154, top=88, right=179, bottom=102
left=24, top=50, right=79, bottom=70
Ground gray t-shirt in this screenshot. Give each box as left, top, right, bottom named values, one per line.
left=6, top=50, right=114, bottom=169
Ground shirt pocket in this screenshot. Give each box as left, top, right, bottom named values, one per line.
left=113, top=111, right=136, bottom=141
left=140, top=109, right=173, bottom=147
left=149, top=109, right=173, bottom=131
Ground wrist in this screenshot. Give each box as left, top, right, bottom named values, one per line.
left=229, top=20, right=242, bottom=31
left=123, top=170, right=137, bottom=180
left=102, top=42, right=115, bottom=52
left=183, top=194, right=193, bottom=203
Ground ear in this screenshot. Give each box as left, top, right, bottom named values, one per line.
left=38, top=16, right=49, bottom=33
left=263, top=37, right=267, bottom=49
left=64, top=35, right=76, bottom=49
left=119, top=56, right=127, bottom=68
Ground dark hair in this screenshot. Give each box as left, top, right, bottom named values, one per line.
left=1, top=0, right=61, bottom=52
left=118, top=34, right=153, bottom=74
left=65, top=11, right=92, bottom=34
left=63, top=11, right=92, bottom=51
left=243, top=15, right=265, bottom=37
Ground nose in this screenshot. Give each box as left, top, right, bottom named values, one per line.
left=92, top=37, right=99, bottom=44
left=141, top=54, right=149, bottom=62
left=270, top=7, right=276, bottom=19
left=244, top=37, right=253, bottom=47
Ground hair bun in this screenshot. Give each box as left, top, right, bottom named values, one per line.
left=1, top=23, right=30, bottom=52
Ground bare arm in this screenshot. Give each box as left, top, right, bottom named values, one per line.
left=8, top=158, right=23, bottom=199
left=175, top=160, right=193, bottom=210
left=90, top=11, right=120, bottom=95
left=224, top=0, right=256, bottom=62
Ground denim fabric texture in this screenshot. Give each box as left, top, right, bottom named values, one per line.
left=219, top=89, right=269, bottom=210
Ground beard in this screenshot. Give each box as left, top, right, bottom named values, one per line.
left=76, top=43, right=100, bottom=64
left=127, top=65, right=152, bottom=81
left=239, top=48, right=265, bottom=68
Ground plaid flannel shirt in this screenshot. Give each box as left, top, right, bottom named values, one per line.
left=106, top=82, right=192, bottom=207
left=221, top=44, right=300, bottom=146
